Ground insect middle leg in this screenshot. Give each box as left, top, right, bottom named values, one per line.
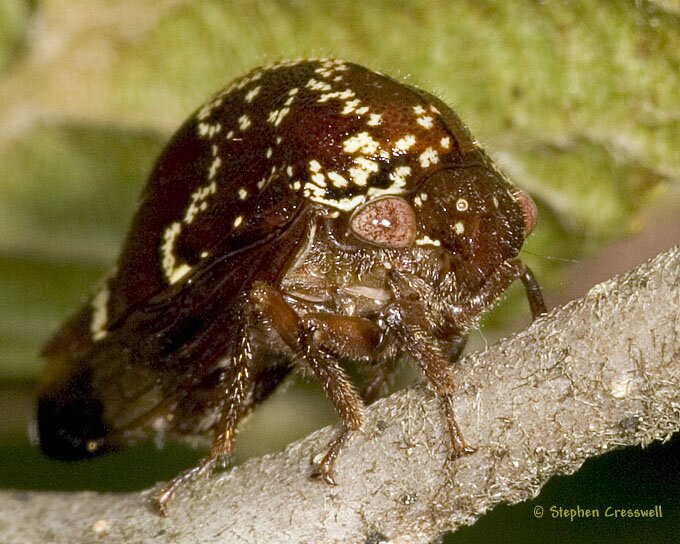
left=248, top=281, right=383, bottom=484
left=386, top=271, right=476, bottom=457
left=359, top=356, right=397, bottom=404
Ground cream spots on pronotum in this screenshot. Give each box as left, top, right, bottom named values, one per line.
left=343, top=132, right=379, bottom=155
left=348, top=157, right=379, bottom=187
left=415, top=235, right=441, bottom=247
left=208, top=156, right=221, bottom=180
left=318, top=89, right=355, bottom=103
left=342, top=99, right=369, bottom=116
left=268, top=107, right=290, bottom=126
left=342, top=99, right=360, bottom=114
left=419, top=147, right=439, bottom=168
left=311, top=172, right=326, bottom=186
left=395, top=135, right=416, bottom=152
left=306, top=78, right=332, bottom=91
left=90, top=285, right=110, bottom=340
left=328, top=171, right=349, bottom=188
left=245, top=86, right=261, bottom=103
left=196, top=96, right=223, bottom=121
left=197, top=122, right=221, bottom=139
left=416, top=116, right=434, bottom=129
left=454, top=221, right=465, bottom=234
left=164, top=58, right=484, bottom=278
left=238, top=115, right=251, bottom=131
left=367, top=113, right=382, bottom=126
left=305, top=192, right=365, bottom=212
left=161, top=222, right=192, bottom=284
left=388, top=166, right=411, bottom=189
left=160, top=171, right=218, bottom=284
left=365, top=165, right=411, bottom=199
left=184, top=182, right=217, bottom=224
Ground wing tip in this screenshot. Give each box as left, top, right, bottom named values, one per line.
left=37, top=369, right=114, bottom=461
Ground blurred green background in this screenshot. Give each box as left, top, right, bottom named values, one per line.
left=1, top=0, right=678, bottom=541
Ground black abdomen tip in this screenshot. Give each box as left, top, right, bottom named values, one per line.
left=37, top=371, right=111, bottom=461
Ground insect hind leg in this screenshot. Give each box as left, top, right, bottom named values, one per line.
left=152, top=455, right=218, bottom=516
left=153, top=331, right=255, bottom=515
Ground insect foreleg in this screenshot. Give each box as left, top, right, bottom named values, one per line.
left=508, top=258, right=548, bottom=319
left=248, top=281, right=388, bottom=484
left=385, top=273, right=476, bottom=457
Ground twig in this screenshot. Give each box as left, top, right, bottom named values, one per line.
left=1, top=245, right=679, bottom=544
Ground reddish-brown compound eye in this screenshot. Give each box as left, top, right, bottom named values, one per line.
left=350, top=196, right=416, bottom=249
left=515, top=190, right=538, bottom=236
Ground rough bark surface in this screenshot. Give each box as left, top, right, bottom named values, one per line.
left=1, top=245, right=678, bottom=544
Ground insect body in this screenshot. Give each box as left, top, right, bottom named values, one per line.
left=37, top=59, right=546, bottom=513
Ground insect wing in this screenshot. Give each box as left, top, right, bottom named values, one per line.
left=38, top=197, right=309, bottom=460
